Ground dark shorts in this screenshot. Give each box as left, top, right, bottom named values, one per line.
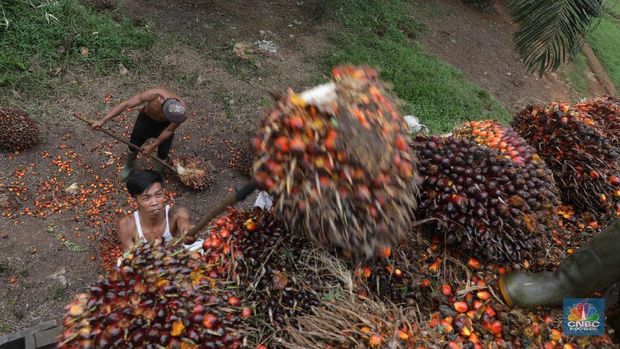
left=129, top=109, right=174, bottom=159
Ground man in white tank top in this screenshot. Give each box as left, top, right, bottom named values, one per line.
left=117, top=170, right=195, bottom=252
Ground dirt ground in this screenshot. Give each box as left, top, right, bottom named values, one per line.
left=0, top=0, right=608, bottom=335
left=410, top=0, right=609, bottom=111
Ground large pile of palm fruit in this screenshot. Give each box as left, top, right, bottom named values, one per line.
left=58, top=73, right=620, bottom=348
left=513, top=100, right=620, bottom=220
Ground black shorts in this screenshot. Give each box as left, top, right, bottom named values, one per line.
left=129, top=109, right=174, bottom=159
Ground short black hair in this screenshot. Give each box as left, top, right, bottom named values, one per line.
left=126, top=170, right=163, bottom=198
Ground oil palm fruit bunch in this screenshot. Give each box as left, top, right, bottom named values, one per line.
left=173, top=156, right=213, bottom=190
left=574, top=96, right=620, bottom=146
left=252, top=65, right=419, bottom=259
left=513, top=103, right=620, bottom=217
left=453, top=120, right=559, bottom=200
left=413, top=134, right=559, bottom=262
left=228, top=143, right=255, bottom=178
left=58, top=240, right=248, bottom=348
left=0, top=107, right=40, bottom=151
left=203, top=208, right=321, bottom=330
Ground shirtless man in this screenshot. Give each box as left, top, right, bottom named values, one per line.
left=117, top=169, right=194, bottom=251
left=93, top=88, right=187, bottom=181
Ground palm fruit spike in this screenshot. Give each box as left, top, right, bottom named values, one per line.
left=513, top=103, right=620, bottom=217
left=574, top=96, right=620, bottom=147
left=58, top=240, right=246, bottom=348
left=252, top=65, right=419, bottom=259
left=413, top=134, right=559, bottom=262
left=0, top=107, right=40, bottom=152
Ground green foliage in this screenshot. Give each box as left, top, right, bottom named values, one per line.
left=325, top=0, right=510, bottom=133
left=588, top=13, right=620, bottom=89
left=507, top=0, right=606, bottom=75
left=0, top=0, right=153, bottom=89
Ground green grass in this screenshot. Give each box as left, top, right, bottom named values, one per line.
left=325, top=0, right=511, bottom=133
left=563, top=52, right=590, bottom=97
left=605, top=0, right=620, bottom=18
left=588, top=11, right=620, bottom=90
left=0, top=0, right=153, bottom=91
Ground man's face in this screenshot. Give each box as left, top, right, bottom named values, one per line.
left=135, top=182, right=165, bottom=218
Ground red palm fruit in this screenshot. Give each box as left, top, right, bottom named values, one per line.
left=289, top=137, right=306, bottom=152
left=274, top=136, right=289, bottom=152
left=289, top=116, right=304, bottom=129
left=476, top=291, right=491, bottom=301
left=203, top=313, right=218, bottom=329
left=453, top=301, right=468, bottom=313
left=369, top=334, right=382, bottom=347
left=442, top=284, right=452, bottom=296
left=228, top=296, right=241, bottom=307
left=489, top=320, right=502, bottom=335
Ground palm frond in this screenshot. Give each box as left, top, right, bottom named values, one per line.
left=507, top=0, right=606, bottom=75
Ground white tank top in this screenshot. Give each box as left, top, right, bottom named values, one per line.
left=134, top=205, right=173, bottom=243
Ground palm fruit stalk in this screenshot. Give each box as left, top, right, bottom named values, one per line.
left=282, top=293, right=422, bottom=349
left=58, top=240, right=248, bottom=348
left=574, top=96, right=620, bottom=147
left=413, top=134, right=559, bottom=262
left=513, top=103, right=620, bottom=218
left=0, top=107, right=40, bottom=152
left=201, top=208, right=321, bottom=334
left=252, top=65, right=419, bottom=259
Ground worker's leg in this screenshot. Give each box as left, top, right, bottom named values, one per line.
left=498, top=220, right=620, bottom=308
left=153, top=132, right=174, bottom=175
left=120, top=111, right=149, bottom=181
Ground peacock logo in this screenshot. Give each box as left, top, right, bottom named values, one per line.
left=563, top=299, right=604, bottom=336
left=567, top=303, right=599, bottom=322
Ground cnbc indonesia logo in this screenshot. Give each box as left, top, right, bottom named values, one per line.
left=564, top=301, right=603, bottom=335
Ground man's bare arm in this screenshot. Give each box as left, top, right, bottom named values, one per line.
left=93, top=89, right=163, bottom=128
left=170, top=206, right=193, bottom=238
left=140, top=123, right=182, bottom=156
left=117, top=216, right=137, bottom=252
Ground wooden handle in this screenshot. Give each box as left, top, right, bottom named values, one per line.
left=73, top=112, right=176, bottom=172
left=187, top=182, right=257, bottom=236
